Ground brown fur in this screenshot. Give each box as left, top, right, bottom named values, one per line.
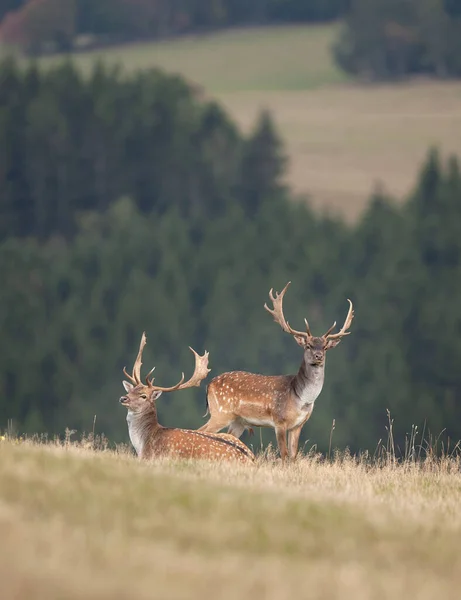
left=121, top=384, right=255, bottom=463
left=120, top=334, right=255, bottom=464
left=199, top=353, right=321, bottom=462
left=199, top=284, right=354, bottom=461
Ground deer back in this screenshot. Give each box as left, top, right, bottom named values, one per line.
left=208, top=371, right=295, bottom=412
left=146, top=428, right=255, bottom=463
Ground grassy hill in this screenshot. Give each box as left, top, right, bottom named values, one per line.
left=52, top=25, right=346, bottom=91
left=1, top=438, right=461, bottom=599
left=42, top=25, right=461, bottom=220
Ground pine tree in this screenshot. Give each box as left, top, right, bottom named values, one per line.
left=239, top=109, right=287, bottom=217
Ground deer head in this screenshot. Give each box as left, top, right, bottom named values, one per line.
left=119, top=332, right=211, bottom=414
left=264, top=282, right=354, bottom=366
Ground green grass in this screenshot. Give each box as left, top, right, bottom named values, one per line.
left=1, top=438, right=461, bottom=599
left=43, top=24, right=346, bottom=92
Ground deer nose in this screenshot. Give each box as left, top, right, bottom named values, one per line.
left=119, top=396, right=127, bottom=404
left=314, top=352, right=323, bottom=361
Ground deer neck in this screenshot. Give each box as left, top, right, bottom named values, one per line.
left=126, top=406, right=159, bottom=456
left=292, top=356, right=325, bottom=408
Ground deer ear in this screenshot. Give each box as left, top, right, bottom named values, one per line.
left=294, top=335, right=307, bottom=347
left=150, top=390, right=163, bottom=402
left=122, top=380, right=134, bottom=392
left=325, top=339, right=341, bottom=350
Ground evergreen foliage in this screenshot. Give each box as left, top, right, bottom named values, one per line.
left=1, top=59, right=461, bottom=454
left=0, top=59, right=244, bottom=239
left=334, top=0, right=461, bottom=79
left=0, top=0, right=348, bottom=54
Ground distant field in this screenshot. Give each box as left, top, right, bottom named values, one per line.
left=42, top=25, right=461, bottom=220
left=217, top=82, right=461, bottom=219
left=49, top=25, right=346, bottom=91
left=1, top=440, right=461, bottom=599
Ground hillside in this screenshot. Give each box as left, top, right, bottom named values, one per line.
left=41, top=24, right=461, bottom=220
left=50, top=25, right=345, bottom=91
left=1, top=439, right=461, bottom=599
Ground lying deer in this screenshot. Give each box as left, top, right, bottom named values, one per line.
left=119, top=332, right=254, bottom=463
left=199, top=282, right=354, bottom=460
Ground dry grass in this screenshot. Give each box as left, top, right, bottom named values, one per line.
left=38, top=25, right=461, bottom=219
left=1, top=435, right=461, bottom=599
left=216, top=81, right=461, bottom=221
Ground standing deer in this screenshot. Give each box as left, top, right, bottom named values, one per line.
left=119, top=332, right=254, bottom=463
left=199, top=282, right=354, bottom=460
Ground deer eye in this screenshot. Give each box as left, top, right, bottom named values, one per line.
left=140, top=394, right=147, bottom=400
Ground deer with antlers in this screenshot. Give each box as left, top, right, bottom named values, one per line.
left=120, top=333, right=255, bottom=463
left=199, top=282, right=354, bottom=461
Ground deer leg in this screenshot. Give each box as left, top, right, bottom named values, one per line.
left=275, top=426, right=288, bottom=462
left=198, top=414, right=232, bottom=433
left=288, top=425, right=303, bottom=460
left=227, top=420, right=246, bottom=439
left=200, top=387, right=233, bottom=433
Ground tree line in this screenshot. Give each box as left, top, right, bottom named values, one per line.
left=1, top=59, right=461, bottom=454
left=1, top=1, right=461, bottom=79
left=0, top=56, right=281, bottom=240
left=335, top=0, right=461, bottom=79
left=0, top=0, right=349, bottom=54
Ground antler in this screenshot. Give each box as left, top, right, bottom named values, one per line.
left=323, top=299, right=354, bottom=340
left=124, top=332, right=210, bottom=391
left=147, top=347, right=211, bottom=392
left=264, top=282, right=312, bottom=340
left=123, top=331, right=147, bottom=385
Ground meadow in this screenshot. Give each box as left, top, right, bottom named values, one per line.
left=1, top=436, right=461, bottom=599
left=42, top=24, right=461, bottom=220
left=3, top=22, right=461, bottom=600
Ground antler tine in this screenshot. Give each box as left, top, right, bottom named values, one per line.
left=148, top=371, right=186, bottom=392
left=132, top=332, right=147, bottom=384
left=304, top=318, right=312, bottom=337
left=263, top=282, right=290, bottom=326
left=264, top=281, right=309, bottom=339
left=322, top=320, right=337, bottom=338
left=324, top=300, right=354, bottom=340
left=123, top=366, right=137, bottom=385
left=123, top=332, right=147, bottom=385
left=144, top=366, right=155, bottom=385
left=177, top=347, right=211, bottom=390
left=149, top=347, right=210, bottom=393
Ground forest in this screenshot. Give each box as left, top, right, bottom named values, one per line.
left=1, top=0, right=461, bottom=78
left=1, top=57, right=461, bottom=453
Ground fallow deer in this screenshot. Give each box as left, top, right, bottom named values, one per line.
left=199, top=282, right=354, bottom=461
left=119, top=332, right=255, bottom=463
